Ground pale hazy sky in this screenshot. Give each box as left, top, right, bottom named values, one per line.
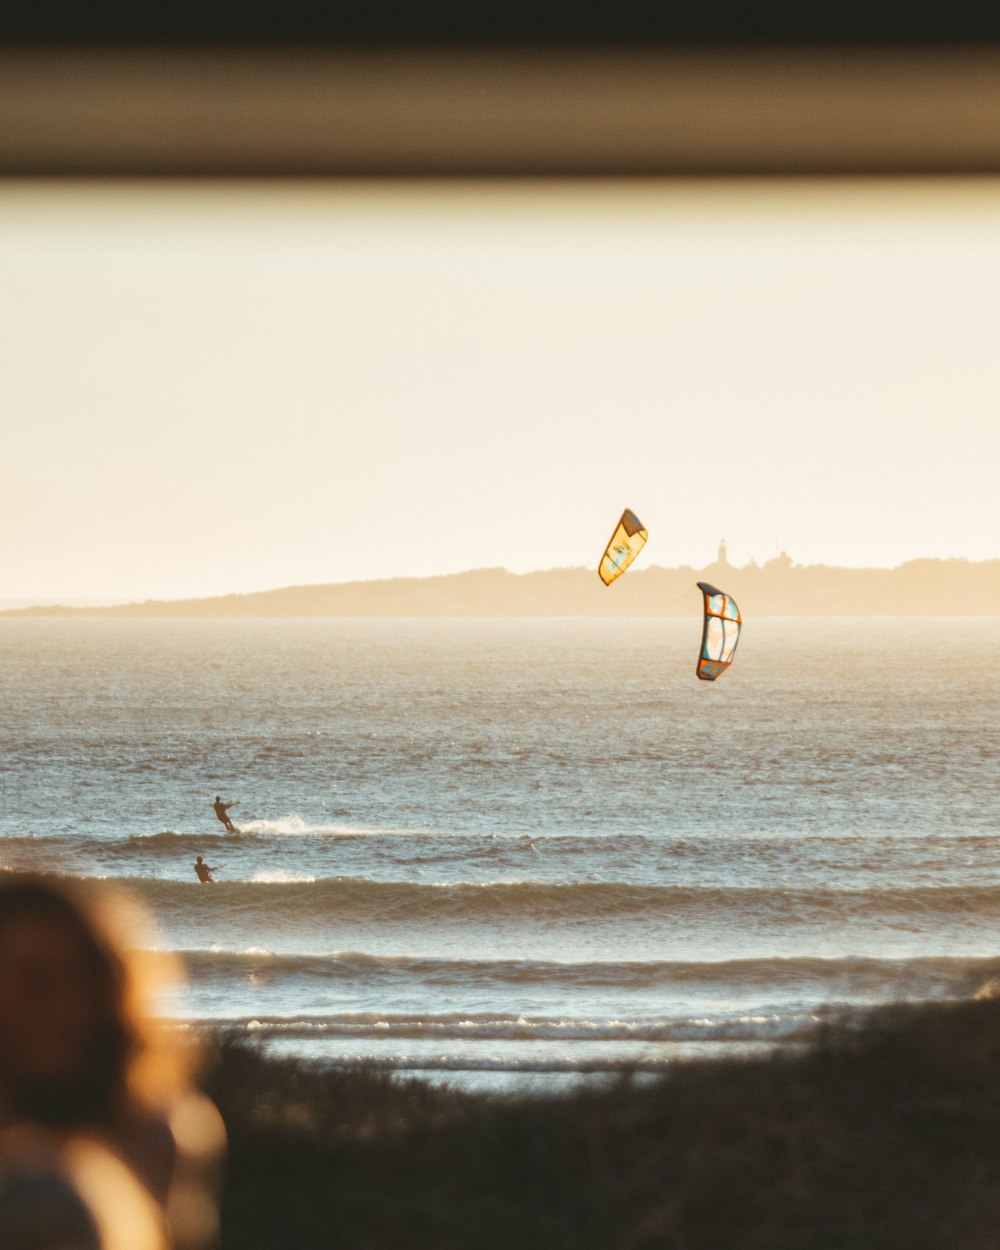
left=2, top=178, right=998, bottom=603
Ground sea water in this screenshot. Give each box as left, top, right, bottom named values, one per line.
left=1, top=617, right=998, bottom=1089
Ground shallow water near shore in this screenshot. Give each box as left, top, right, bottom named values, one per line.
left=1, top=616, right=998, bottom=1088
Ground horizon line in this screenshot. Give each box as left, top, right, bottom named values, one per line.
left=3, top=553, right=998, bottom=614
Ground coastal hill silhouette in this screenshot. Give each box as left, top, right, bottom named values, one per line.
left=5, top=556, right=999, bottom=617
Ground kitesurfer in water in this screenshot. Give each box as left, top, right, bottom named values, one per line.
left=212, top=795, right=238, bottom=833
left=194, top=856, right=220, bottom=884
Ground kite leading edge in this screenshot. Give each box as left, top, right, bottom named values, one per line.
left=598, top=509, right=648, bottom=586
left=695, top=581, right=742, bottom=681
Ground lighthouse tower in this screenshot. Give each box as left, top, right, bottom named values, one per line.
left=718, top=538, right=728, bottom=568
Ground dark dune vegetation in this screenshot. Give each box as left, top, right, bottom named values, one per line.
left=201, top=996, right=1000, bottom=1250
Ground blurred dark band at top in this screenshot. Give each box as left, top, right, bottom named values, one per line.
left=2, top=0, right=1000, bottom=46
left=3, top=0, right=1000, bottom=177
left=4, top=46, right=1000, bottom=177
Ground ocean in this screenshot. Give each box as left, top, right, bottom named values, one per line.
left=1, top=616, right=998, bottom=1091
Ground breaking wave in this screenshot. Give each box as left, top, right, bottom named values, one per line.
left=184, top=1008, right=824, bottom=1046
left=177, top=949, right=1000, bottom=1000
left=121, top=875, right=1000, bottom=929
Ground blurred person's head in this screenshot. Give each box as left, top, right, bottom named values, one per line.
left=0, top=873, right=182, bottom=1126
left=0, top=874, right=224, bottom=1250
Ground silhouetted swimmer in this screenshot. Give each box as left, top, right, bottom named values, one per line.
left=0, top=874, right=225, bottom=1250
left=193, top=857, right=220, bottom=885
left=212, top=796, right=237, bottom=833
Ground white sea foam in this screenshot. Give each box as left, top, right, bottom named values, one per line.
left=250, top=869, right=317, bottom=884
left=238, top=815, right=444, bottom=838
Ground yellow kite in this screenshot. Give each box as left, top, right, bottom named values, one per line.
left=598, top=509, right=648, bottom=586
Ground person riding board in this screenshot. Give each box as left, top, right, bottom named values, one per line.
left=212, top=796, right=238, bottom=833
left=194, top=856, right=221, bottom=884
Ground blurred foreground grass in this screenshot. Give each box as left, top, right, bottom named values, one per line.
left=201, top=998, right=1000, bottom=1249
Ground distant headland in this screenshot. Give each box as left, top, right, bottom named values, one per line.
left=4, top=555, right=999, bottom=617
